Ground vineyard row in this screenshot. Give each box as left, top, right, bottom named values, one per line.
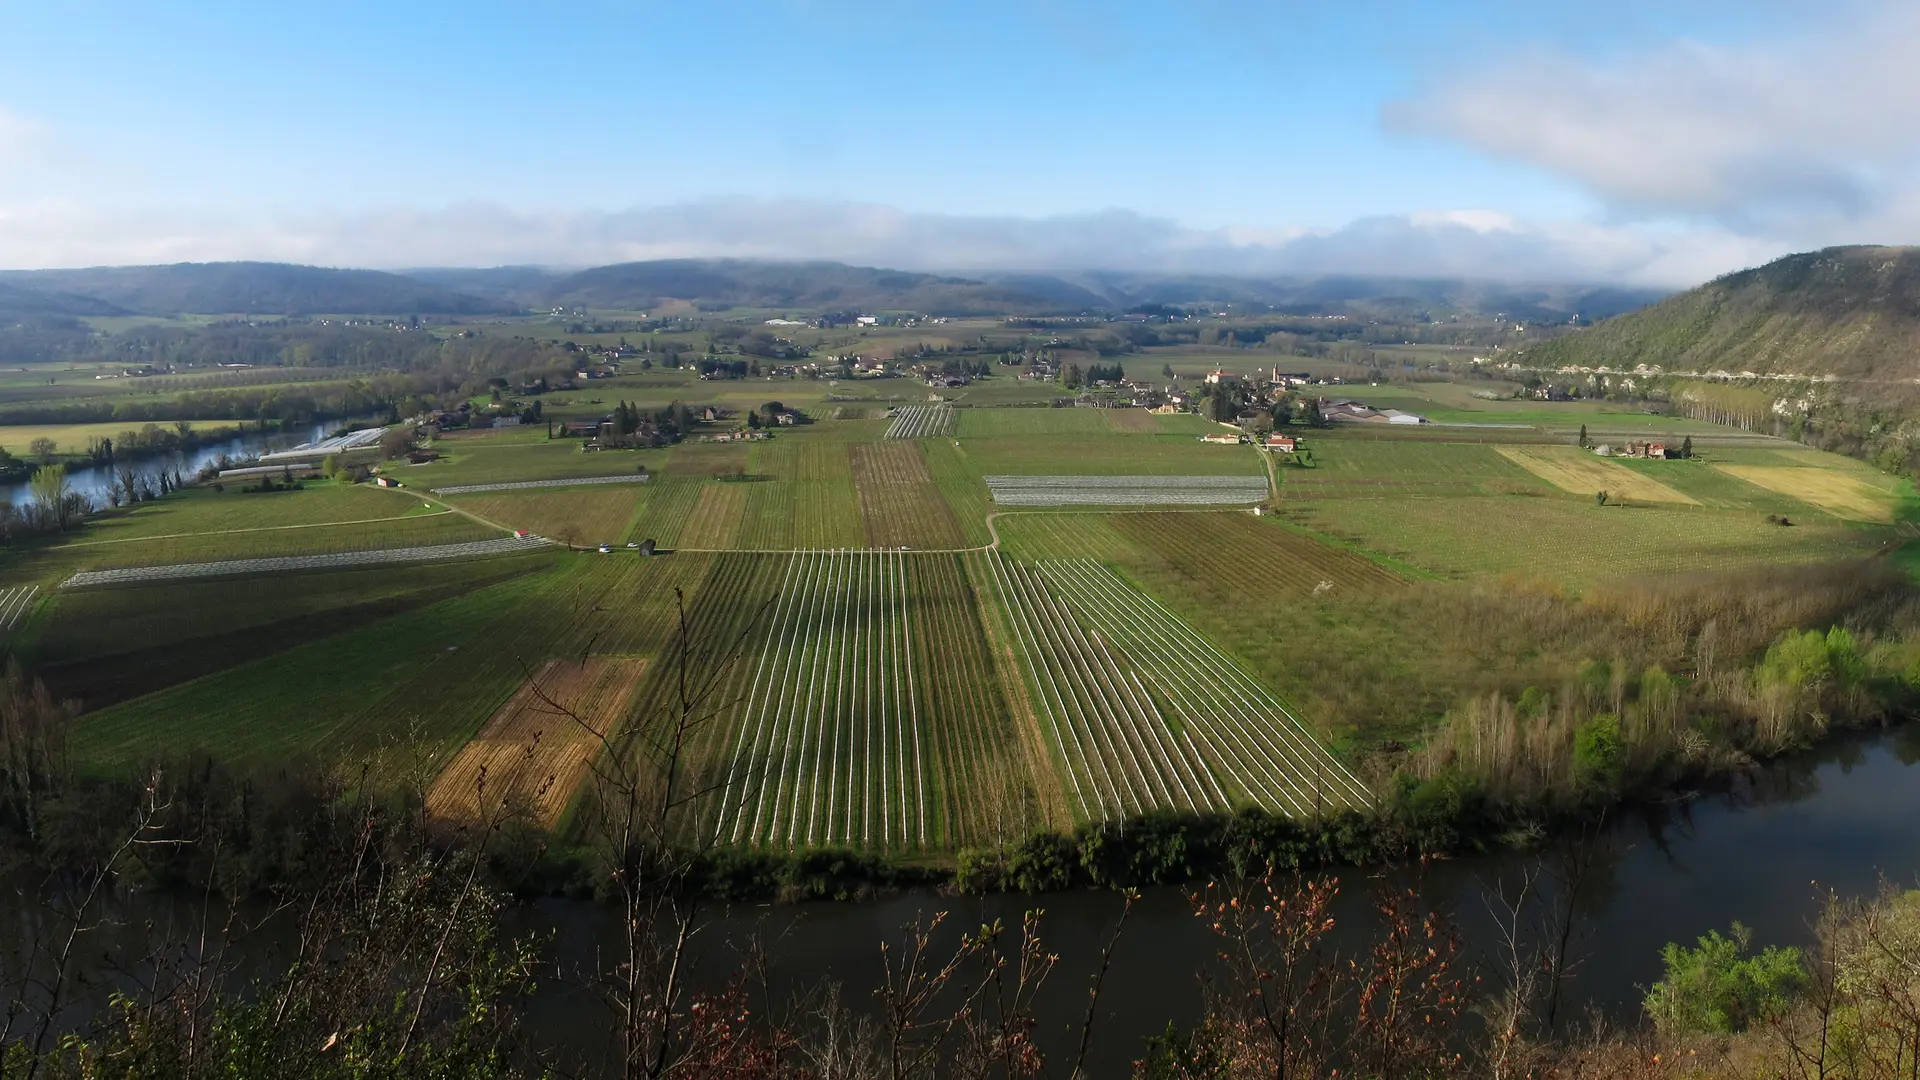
left=715, top=550, right=930, bottom=849
left=885, top=405, right=955, bottom=439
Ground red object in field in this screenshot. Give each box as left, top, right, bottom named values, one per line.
left=514, top=529, right=530, bottom=538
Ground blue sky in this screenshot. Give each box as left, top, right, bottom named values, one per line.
left=0, top=0, right=1911, bottom=282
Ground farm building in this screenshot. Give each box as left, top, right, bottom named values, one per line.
left=256, top=425, right=389, bottom=464
left=373, top=476, right=402, bottom=488
left=1321, top=399, right=1427, bottom=425
left=1200, top=433, right=1243, bottom=445
left=1263, top=434, right=1299, bottom=452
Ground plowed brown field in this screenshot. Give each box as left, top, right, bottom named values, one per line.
left=428, top=656, right=646, bottom=827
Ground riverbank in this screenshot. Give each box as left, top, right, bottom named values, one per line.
left=8, top=727, right=1917, bottom=1078
left=0, top=419, right=336, bottom=507
left=505, top=711, right=1916, bottom=905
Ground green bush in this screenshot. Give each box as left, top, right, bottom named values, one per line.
left=1761, top=626, right=1865, bottom=694
left=1645, top=922, right=1807, bottom=1034
left=1572, top=713, right=1623, bottom=786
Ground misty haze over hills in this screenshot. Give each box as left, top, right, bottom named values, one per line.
left=0, top=258, right=1669, bottom=322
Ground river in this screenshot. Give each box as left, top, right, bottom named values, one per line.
left=12, top=730, right=1920, bottom=1073
left=511, top=726, right=1920, bottom=1074
left=4, top=421, right=335, bottom=507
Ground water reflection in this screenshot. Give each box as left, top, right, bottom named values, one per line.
left=8, top=732, right=1918, bottom=1076
left=3, top=422, right=334, bottom=507
left=518, top=730, right=1920, bottom=1074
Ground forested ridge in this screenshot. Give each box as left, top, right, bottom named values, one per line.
left=1518, top=245, right=1920, bottom=381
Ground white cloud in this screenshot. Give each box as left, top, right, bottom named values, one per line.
left=0, top=197, right=1781, bottom=287
left=1385, top=3, right=1920, bottom=233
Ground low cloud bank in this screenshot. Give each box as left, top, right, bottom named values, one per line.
left=0, top=198, right=1783, bottom=287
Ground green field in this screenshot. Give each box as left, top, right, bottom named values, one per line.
left=447, top=487, right=646, bottom=545
left=77, top=482, right=431, bottom=542
left=25, top=361, right=1907, bottom=856
left=962, top=432, right=1265, bottom=476
left=1289, top=493, right=1885, bottom=585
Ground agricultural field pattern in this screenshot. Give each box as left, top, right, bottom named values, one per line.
left=29, top=385, right=1910, bottom=858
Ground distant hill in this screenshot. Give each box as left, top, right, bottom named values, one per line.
left=523, top=260, right=1082, bottom=316
left=400, top=266, right=565, bottom=306
left=1515, top=246, right=1920, bottom=380
left=0, top=281, right=127, bottom=322
left=404, top=260, right=1661, bottom=321
left=0, top=257, right=1669, bottom=323
left=0, top=262, right=514, bottom=316
left=1008, top=271, right=1666, bottom=322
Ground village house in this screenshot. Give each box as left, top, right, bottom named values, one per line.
left=1263, top=434, right=1299, bottom=453
left=1200, top=433, right=1243, bottom=445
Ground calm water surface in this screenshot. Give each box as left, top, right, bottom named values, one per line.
left=12, top=729, right=1918, bottom=1074
left=4, top=422, right=334, bottom=507
left=519, top=728, right=1920, bottom=1073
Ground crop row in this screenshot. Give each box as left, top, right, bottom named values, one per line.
left=885, top=405, right=954, bottom=439
left=715, top=550, right=931, bottom=849
left=983, top=552, right=1225, bottom=821
left=1110, top=512, right=1404, bottom=598
left=60, top=535, right=551, bottom=589
left=850, top=444, right=967, bottom=549
left=911, top=554, right=1040, bottom=843
left=1036, top=559, right=1371, bottom=816
left=0, top=584, right=38, bottom=632
left=432, top=474, right=651, bottom=495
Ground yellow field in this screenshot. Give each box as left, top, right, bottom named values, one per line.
left=427, top=656, right=646, bottom=828
left=0, top=419, right=244, bottom=455
left=1714, top=464, right=1897, bottom=523
left=1495, top=446, right=1700, bottom=505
